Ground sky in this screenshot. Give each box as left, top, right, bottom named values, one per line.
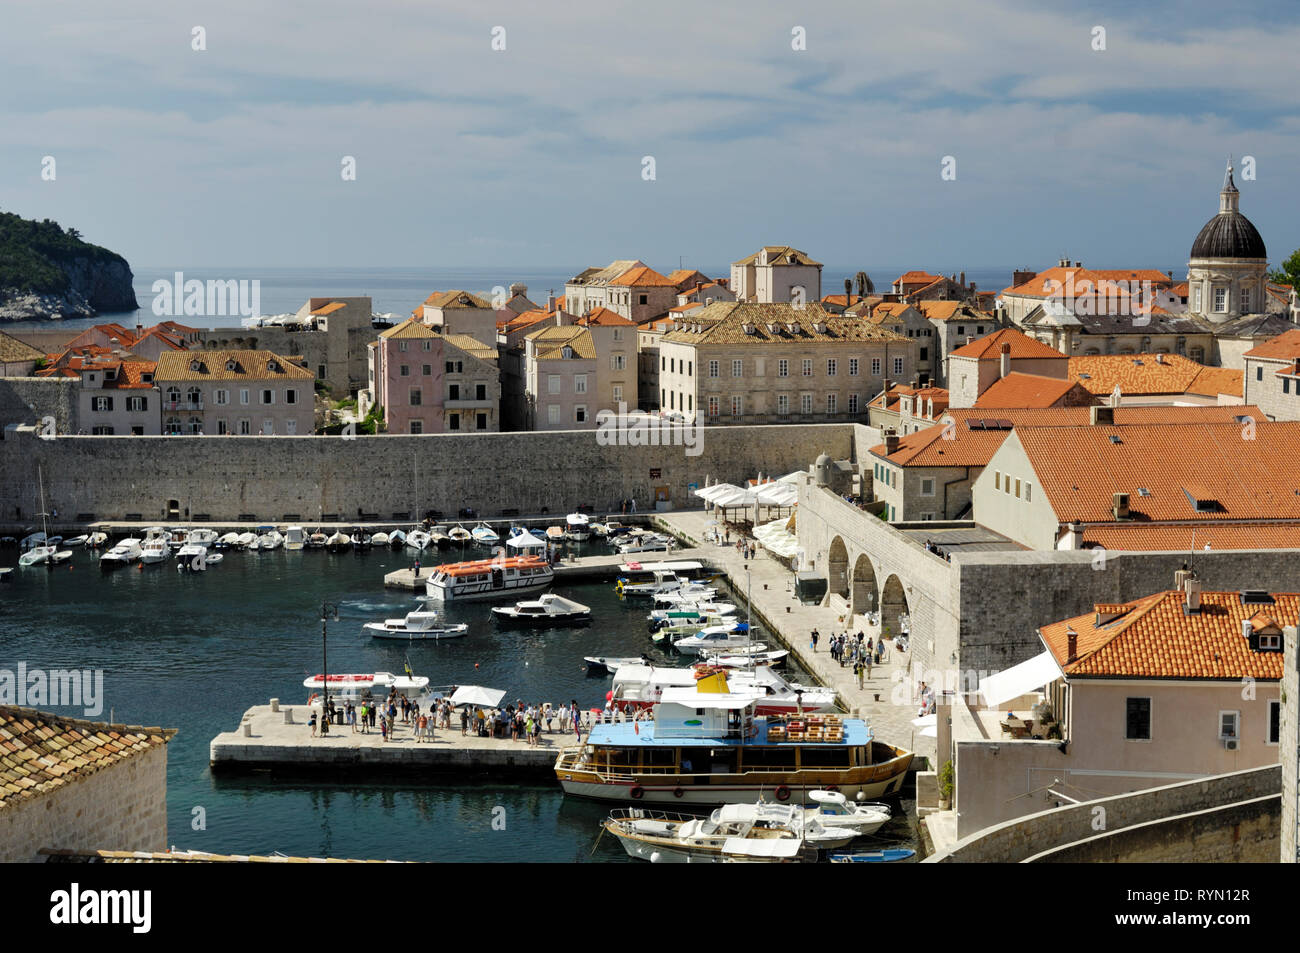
left=1, top=0, right=1297, bottom=275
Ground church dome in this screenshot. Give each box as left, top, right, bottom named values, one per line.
left=1189, top=162, right=1267, bottom=260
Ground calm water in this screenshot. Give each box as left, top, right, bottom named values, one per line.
left=0, top=540, right=917, bottom=861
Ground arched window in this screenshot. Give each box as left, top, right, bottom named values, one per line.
left=186, top=387, right=201, bottom=406
left=164, top=416, right=181, bottom=435
left=166, top=386, right=181, bottom=405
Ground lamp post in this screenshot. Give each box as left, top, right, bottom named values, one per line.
left=320, top=601, right=340, bottom=721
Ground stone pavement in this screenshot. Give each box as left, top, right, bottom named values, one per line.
left=656, top=510, right=936, bottom=766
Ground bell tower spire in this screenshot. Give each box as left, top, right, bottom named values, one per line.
left=1220, top=157, right=1239, bottom=213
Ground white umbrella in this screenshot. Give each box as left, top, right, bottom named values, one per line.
left=506, top=530, right=546, bottom=550
left=450, top=685, right=507, bottom=708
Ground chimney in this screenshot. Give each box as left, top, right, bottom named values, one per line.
left=884, top=428, right=900, bottom=454
left=966, top=336, right=974, bottom=346
left=546, top=293, right=557, bottom=311
left=1183, top=571, right=1202, bottom=613
left=882, top=377, right=893, bottom=397
left=1062, top=520, right=1084, bottom=549
left=1155, top=353, right=1165, bottom=364
left=1058, top=257, right=1070, bottom=268
left=999, top=342, right=1011, bottom=379
left=1066, top=627, right=1078, bottom=663
left=1090, top=405, right=1115, bottom=425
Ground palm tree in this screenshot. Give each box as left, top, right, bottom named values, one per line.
left=855, top=271, right=874, bottom=297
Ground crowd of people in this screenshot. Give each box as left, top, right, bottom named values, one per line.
left=308, top=692, right=590, bottom=746
left=923, top=539, right=952, bottom=562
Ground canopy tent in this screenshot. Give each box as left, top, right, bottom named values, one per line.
left=978, top=651, right=1062, bottom=708
left=449, top=685, right=508, bottom=708
left=754, top=482, right=797, bottom=507
left=753, top=517, right=799, bottom=559
left=506, top=530, right=547, bottom=551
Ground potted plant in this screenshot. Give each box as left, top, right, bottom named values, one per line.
left=938, top=760, right=955, bottom=810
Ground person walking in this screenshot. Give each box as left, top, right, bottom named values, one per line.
left=379, top=716, right=388, bottom=743
left=865, top=651, right=873, bottom=681
left=309, top=710, right=318, bottom=738
left=811, top=629, right=820, bottom=652
left=854, top=657, right=865, bottom=690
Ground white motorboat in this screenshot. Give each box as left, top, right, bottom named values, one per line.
left=710, top=803, right=858, bottom=850
left=166, top=527, right=190, bottom=550
left=405, top=529, right=431, bottom=551
left=307, top=531, right=327, bottom=549
left=257, top=530, right=283, bottom=550
left=448, top=525, right=473, bottom=545
left=673, top=622, right=764, bottom=656
left=176, top=543, right=209, bottom=571
left=617, top=534, right=673, bottom=554
left=325, top=531, right=352, bottom=553
left=18, top=544, right=59, bottom=567
left=424, top=554, right=554, bottom=603
left=428, top=527, right=452, bottom=549
left=284, top=526, right=307, bottom=551
left=387, top=529, right=406, bottom=549
left=235, top=532, right=257, bottom=549
left=610, top=663, right=834, bottom=716
left=802, top=790, right=891, bottom=836
left=370, top=531, right=390, bottom=547
left=85, top=532, right=108, bottom=548
left=48, top=550, right=73, bottom=565
left=616, top=570, right=693, bottom=598
left=100, top=538, right=143, bottom=569
left=652, top=584, right=720, bottom=605
left=583, top=656, right=653, bottom=676
left=352, top=529, right=372, bottom=549
left=471, top=522, right=499, bottom=546
left=216, top=532, right=241, bottom=549
left=704, top=649, right=790, bottom=668
left=564, top=513, right=591, bottom=541
left=491, top=593, right=592, bottom=626
left=545, top=525, right=565, bottom=542
left=363, top=607, right=469, bottom=641
left=139, top=537, right=170, bottom=565
left=188, top=528, right=219, bottom=548
left=602, top=803, right=849, bottom=863
left=648, top=603, right=738, bottom=627
left=204, top=552, right=224, bottom=564
left=588, top=521, right=608, bottom=537
left=64, top=534, right=89, bottom=547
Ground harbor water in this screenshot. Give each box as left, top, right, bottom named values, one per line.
left=0, top=540, right=918, bottom=861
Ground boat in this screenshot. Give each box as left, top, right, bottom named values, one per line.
left=363, top=606, right=469, bottom=640
left=828, top=848, right=915, bottom=863
left=602, top=804, right=833, bottom=863
left=325, top=531, right=352, bottom=553
left=18, top=543, right=59, bottom=567
left=166, top=527, right=190, bottom=550
left=139, top=537, right=170, bottom=565
left=216, top=532, right=241, bottom=549
left=47, top=550, right=73, bottom=566
left=205, top=552, right=224, bottom=564
left=610, top=663, right=836, bottom=716
left=555, top=674, right=913, bottom=805
left=188, top=529, right=219, bottom=548
left=387, top=529, right=406, bottom=549
left=491, top=593, right=592, bottom=625
left=448, top=524, right=473, bottom=545
left=583, top=656, right=653, bottom=676
left=617, top=534, right=673, bottom=554
left=63, top=534, right=88, bottom=547
left=370, top=531, right=390, bottom=547
left=471, top=522, right=500, bottom=546
left=596, top=520, right=631, bottom=538
left=19, top=531, right=47, bottom=552
left=284, top=526, right=307, bottom=551
left=648, top=603, right=738, bottom=628
left=651, top=584, right=720, bottom=605
left=424, top=554, right=554, bottom=603
left=256, top=530, right=283, bottom=550
left=704, top=649, right=790, bottom=668
left=85, top=532, right=108, bottom=548
left=428, top=527, right=452, bottom=549
left=352, top=529, right=372, bottom=549
left=307, top=531, right=327, bottom=550
left=405, top=529, right=431, bottom=551
left=545, top=525, right=565, bottom=542
left=801, top=790, right=892, bottom=836
left=18, top=472, right=58, bottom=568
left=176, top=542, right=209, bottom=571
left=235, top=532, right=257, bottom=549
left=673, top=622, right=764, bottom=656
left=303, top=671, right=437, bottom=711
left=564, top=513, right=591, bottom=541
left=100, top=538, right=143, bottom=569
left=616, top=570, right=693, bottom=598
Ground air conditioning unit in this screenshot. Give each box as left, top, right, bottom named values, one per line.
left=1223, top=738, right=1238, bottom=751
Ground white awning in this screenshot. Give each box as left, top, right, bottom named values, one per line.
left=754, top=482, right=798, bottom=506
left=449, top=685, right=507, bottom=708
left=506, top=530, right=546, bottom=549
left=979, top=651, right=1062, bottom=708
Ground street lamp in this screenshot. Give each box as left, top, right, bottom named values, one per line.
left=320, top=601, right=341, bottom=722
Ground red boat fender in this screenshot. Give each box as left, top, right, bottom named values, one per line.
left=672, top=787, right=685, bottom=799
left=775, top=785, right=791, bottom=802
left=826, top=784, right=840, bottom=793
left=630, top=786, right=644, bottom=800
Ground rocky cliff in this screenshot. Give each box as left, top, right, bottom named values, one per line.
left=0, top=211, right=139, bottom=321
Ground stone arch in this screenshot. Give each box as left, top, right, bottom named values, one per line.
left=827, top=536, right=849, bottom=601
left=850, top=553, right=878, bottom=616
left=880, top=573, right=910, bottom=639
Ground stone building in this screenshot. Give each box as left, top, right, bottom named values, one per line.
left=946, top=328, right=1070, bottom=408
left=565, top=260, right=646, bottom=315
left=0, top=330, right=43, bottom=376
left=656, top=302, right=913, bottom=424
left=0, top=706, right=174, bottom=864
left=368, top=319, right=500, bottom=434
left=913, top=301, right=996, bottom=387
left=1243, top=328, right=1300, bottom=421
left=416, top=290, right=498, bottom=349
left=155, top=348, right=314, bottom=436
left=524, top=324, right=599, bottom=430
left=730, top=246, right=822, bottom=304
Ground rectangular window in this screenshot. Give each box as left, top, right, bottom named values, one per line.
left=449, top=413, right=461, bottom=431
left=921, top=478, right=935, bottom=497
left=286, top=389, right=297, bottom=405
left=128, top=396, right=147, bottom=412
left=1025, top=483, right=1032, bottom=502
left=613, top=328, right=623, bottom=342
left=423, top=340, right=432, bottom=351
left=449, top=383, right=460, bottom=401
left=93, top=396, right=112, bottom=412
left=871, top=357, right=881, bottom=376
left=848, top=394, right=859, bottom=414
left=826, top=394, right=837, bottom=414
left=215, top=390, right=229, bottom=406
left=920, top=347, right=928, bottom=361
left=410, top=388, right=422, bottom=406
left=285, top=419, right=297, bottom=435
left=1126, top=698, right=1151, bottom=740
left=1269, top=700, right=1281, bottom=744
left=575, top=374, right=588, bottom=394
left=731, top=395, right=742, bottom=418
left=475, top=383, right=487, bottom=401
left=612, top=354, right=626, bottom=370
left=849, top=358, right=859, bottom=376
left=613, top=384, right=623, bottom=404
left=1214, top=287, right=1227, bottom=312
left=548, top=375, right=561, bottom=395
left=1015, top=478, right=1022, bottom=498
left=476, top=412, right=487, bottom=430
left=1286, top=379, right=1291, bottom=395
left=410, top=421, right=423, bottom=434
left=239, top=419, right=251, bottom=435
left=709, top=360, right=719, bottom=378
left=423, top=364, right=432, bottom=376
left=827, top=359, right=837, bottom=376
left=261, top=389, right=274, bottom=405
left=994, top=471, right=1001, bottom=491
left=732, top=359, right=743, bottom=378
left=707, top=396, right=720, bottom=419
left=575, top=406, right=587, bottom=423
left=1256, top=366, right=1263, bottom=381
left=893, top=357, right=904, bottom=375
left=801, top=393, right=813, bottom=414
left=777, top=394, right=789, bottom=415
left=399, top=341, right=408, bottom=352
left=778, top=359, right=789, bottom=377
left=1219, top=711, right=1239, bottom=739
left=91, top=425, right=114, bottom=435
left=546, top=405, right=559, bottom=425
left=802, top=359, right=812, bottom=377
left=400, top=365, right=410, bottom=376
left=446, top=361, right=456, bottom=373
left=638, top=294, right=647, bottom=306
left=1241, top=288, right=1251, bottom=311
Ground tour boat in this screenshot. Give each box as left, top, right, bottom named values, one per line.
left=100, top=538, right=143, bottom=569
left=471, top=522, right=500, bottom=546
left=673, top=622, right=763, bottom=656
left=584, top=656, right=654, bottom=676
left=602, top=803, right=848, bottom=863
left=284, top=526, right=307, bottom=551
left=405, top=529, right=431, bottom=551
left=555, top=676, right=913, bottom=805
left=424, top=554, right=554, bottom=603
left=801, top=790, right=891, bottom=836
left=564, top=513, right=591, bottom=541
left=491, top=593, right=592, bottom=626
left=609, top=663, right=837, bottom=716
left=363, top=606, right=469, bottom=641
left=139, top=537, right=170, bottom=565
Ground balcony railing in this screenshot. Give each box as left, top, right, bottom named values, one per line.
left=163, top=400, right=204, bottom=411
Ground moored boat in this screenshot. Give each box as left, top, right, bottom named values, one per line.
left=828, top=848, right=915, bottom=863
left=424, top=554, right=553, bottom=603
left=448, top=524, right=473, bottom=545
left=405, top=529, right=431, bottom=551
left=363, top=606, right=469, bottom=641
left=583, top=655, right=653, bottom=676
left=139, top=537, right=170, bottom=565
left=673, top=622, right=763, bottom=656
left=85, top=532, right=108, bottom=549
left=325, top=531, right=352, bottom=553
left=491, top=593, right=592, bottom=626
left=284, top=526, right=307, bottom=551
left=100, top=538, right=144, bottom=569
left=602, top=804, right=828, bottom=864
left=471, top=522, right=499, bottom=546
left=371, top=531, right=390, bottom=547
left=564, top=513, right=591, bottom=541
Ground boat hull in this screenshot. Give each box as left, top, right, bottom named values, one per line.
left=365, top=626, right=469, bottom=641
left=425, top=576, right=552, bottom=603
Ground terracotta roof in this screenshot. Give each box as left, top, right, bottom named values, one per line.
left=0, top=707, right=174, bottom=808
left=418, top=290, right=493, bottom=310
left=67, top=323, right=136, bottom=348
left=1069, top=353, right=1242, bottom=399
left=0, top=330, right=46, bottom=364
left=155, top=349, right=312, bottom=382
left=731, top=246, right=821, bottom=268
left=1243, top=328, right=1300, bottom=360
left=1171, top=282, right=1189, bottom=297
left=974, top=372, right=1091, bottom=409
left=1001, top=267, right=1174, bottom=299
left=497, top=308, right=557, bottom=335
left=822, top=295, right=871, bottom=308
left=661, top=302, right=906, bottom=347
left=1082, top=522, right=1300, bottom=552
left=1013, top=419, right=1300, bottom=523
left=156, top=320, right=197, bottom=335
left=132, top=326, right=186, bottom=350
left=378, top=317, right=437, bottom=340
left=578, top=306, right=636, bottom=327
left=870, top=405, right=1259, bottom=468
left=441, top=334, right=497, bottom=363
left=949, top=327, right=1067, bottom=361
left=1039, top=590, right=1292, bottom=680
left=569, top=260, right=645, bottom=286
left=915, top=301, right=973, bottom=322
left=667, top=269, right=708, bottom=287
left=894, top=271, right=942, bottom=286
left=869, top=383, right=950, bottom=416
left=102, top=361, right=157, bottom=390
left=526, top=325, right=596, bottom=360
left=610, top=265, right=676, bottom=288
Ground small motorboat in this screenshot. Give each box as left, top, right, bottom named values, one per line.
left=216, top=532, right=241, bottom=549
left=139, top=537, right=170, bottom=565
left=100, top=538, right=143, bottom=569
left=18, top=544, right=59, bottom=567
left=19, top=531, right=47, bottom=552
left=166, top=527, right=190, bottom=550
left=47, top=550, right=73, bottom=566
left=388, top=530, right=406, bottom=549
left=86, top=532, right=108, bottom=548
left=471, top=522, right=499, bottom=546
left=828, top=849, right=915, bottom=864
left=429, top=527, right=452, bottom=549
left=326, top=531, right=352, bottom=553
left=371, top=531, right=390, bottom=547
left=406, top=530, right=431, bottom=551
left=64, top=534, right=89, bottom=547
left=284, top=526, right=307, bottom=551
left=648, top=603, right=738, bottom=627
left=364, top=606, right=469, bottom=641
left=802, top=791, right=891, bottom=836
left=564, top=513, right=591, bottom=541
left=673, top=623, right=764, bottom=656
left=176, top=543, right=209, bottom=571
left=617, top=534, right=673, bottom=554
left=491, top=593, right=592, bottom=626
left=652, top=584, right=720, bottom=605
left=583, top=656, right=652, bottom=676
left=188, top=529, right=219, bottom=548
left=257, top=530, right=283, bottom=550
left=448, top=524, right=473, bottom=545
left=307, top=530, right=328, bottom=549
left=704, top=649, right=790, bottom=668
left=352, top=529, right=372, bottom=549
left=545, top=525, right=565, bottom=542
left=204, top=552, right=224, bottom=564
left=235, top=532, right=257, bottom=549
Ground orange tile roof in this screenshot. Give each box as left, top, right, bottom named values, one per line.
left=915, top=300, right=970, bottom=321
left=871, top=405, right=1260, bottom=468
left=1243, top=328, right=1300, bottom=360
left=1171, top=282, right=1189, bottom=297
left=498, top=308, right=557, bottom=335
left=418, top=290, right=493, bottom=310
left=949, top=327, right=1067, bottom=361
left=894, top=271, right=942, bottom=285
left=974, top=372, right=1089, bottom=409
left=578, top=306, right=636, bottom=327
left=869, top=382, right=950, bottom=416
left=1079, top=522, right=1300, bottom=552
left=1013, top=419, right=1300, bottom=524
left=102, top=360, right=158, bottom=390
left=155, top=349, right=313, bottom=381
left=378, top=317, right=437, bottom=340
left=1001, top=267, right=1175, bottom=299
left=1068, top=353, right=1243, bottom=399
left=0, top=706, right=174, bottom=807
left=1039, top=590, right=1292, bottom=680
left=821, top=295, right=870, bottom=308
left=610, top=265, right=676, bottom=288
left=310, top=302, right=346, bottom=316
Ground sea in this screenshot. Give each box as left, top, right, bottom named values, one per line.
left=2, top=265, right=1017, bottom=334
left=0, top=541, right=920, bottom=862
